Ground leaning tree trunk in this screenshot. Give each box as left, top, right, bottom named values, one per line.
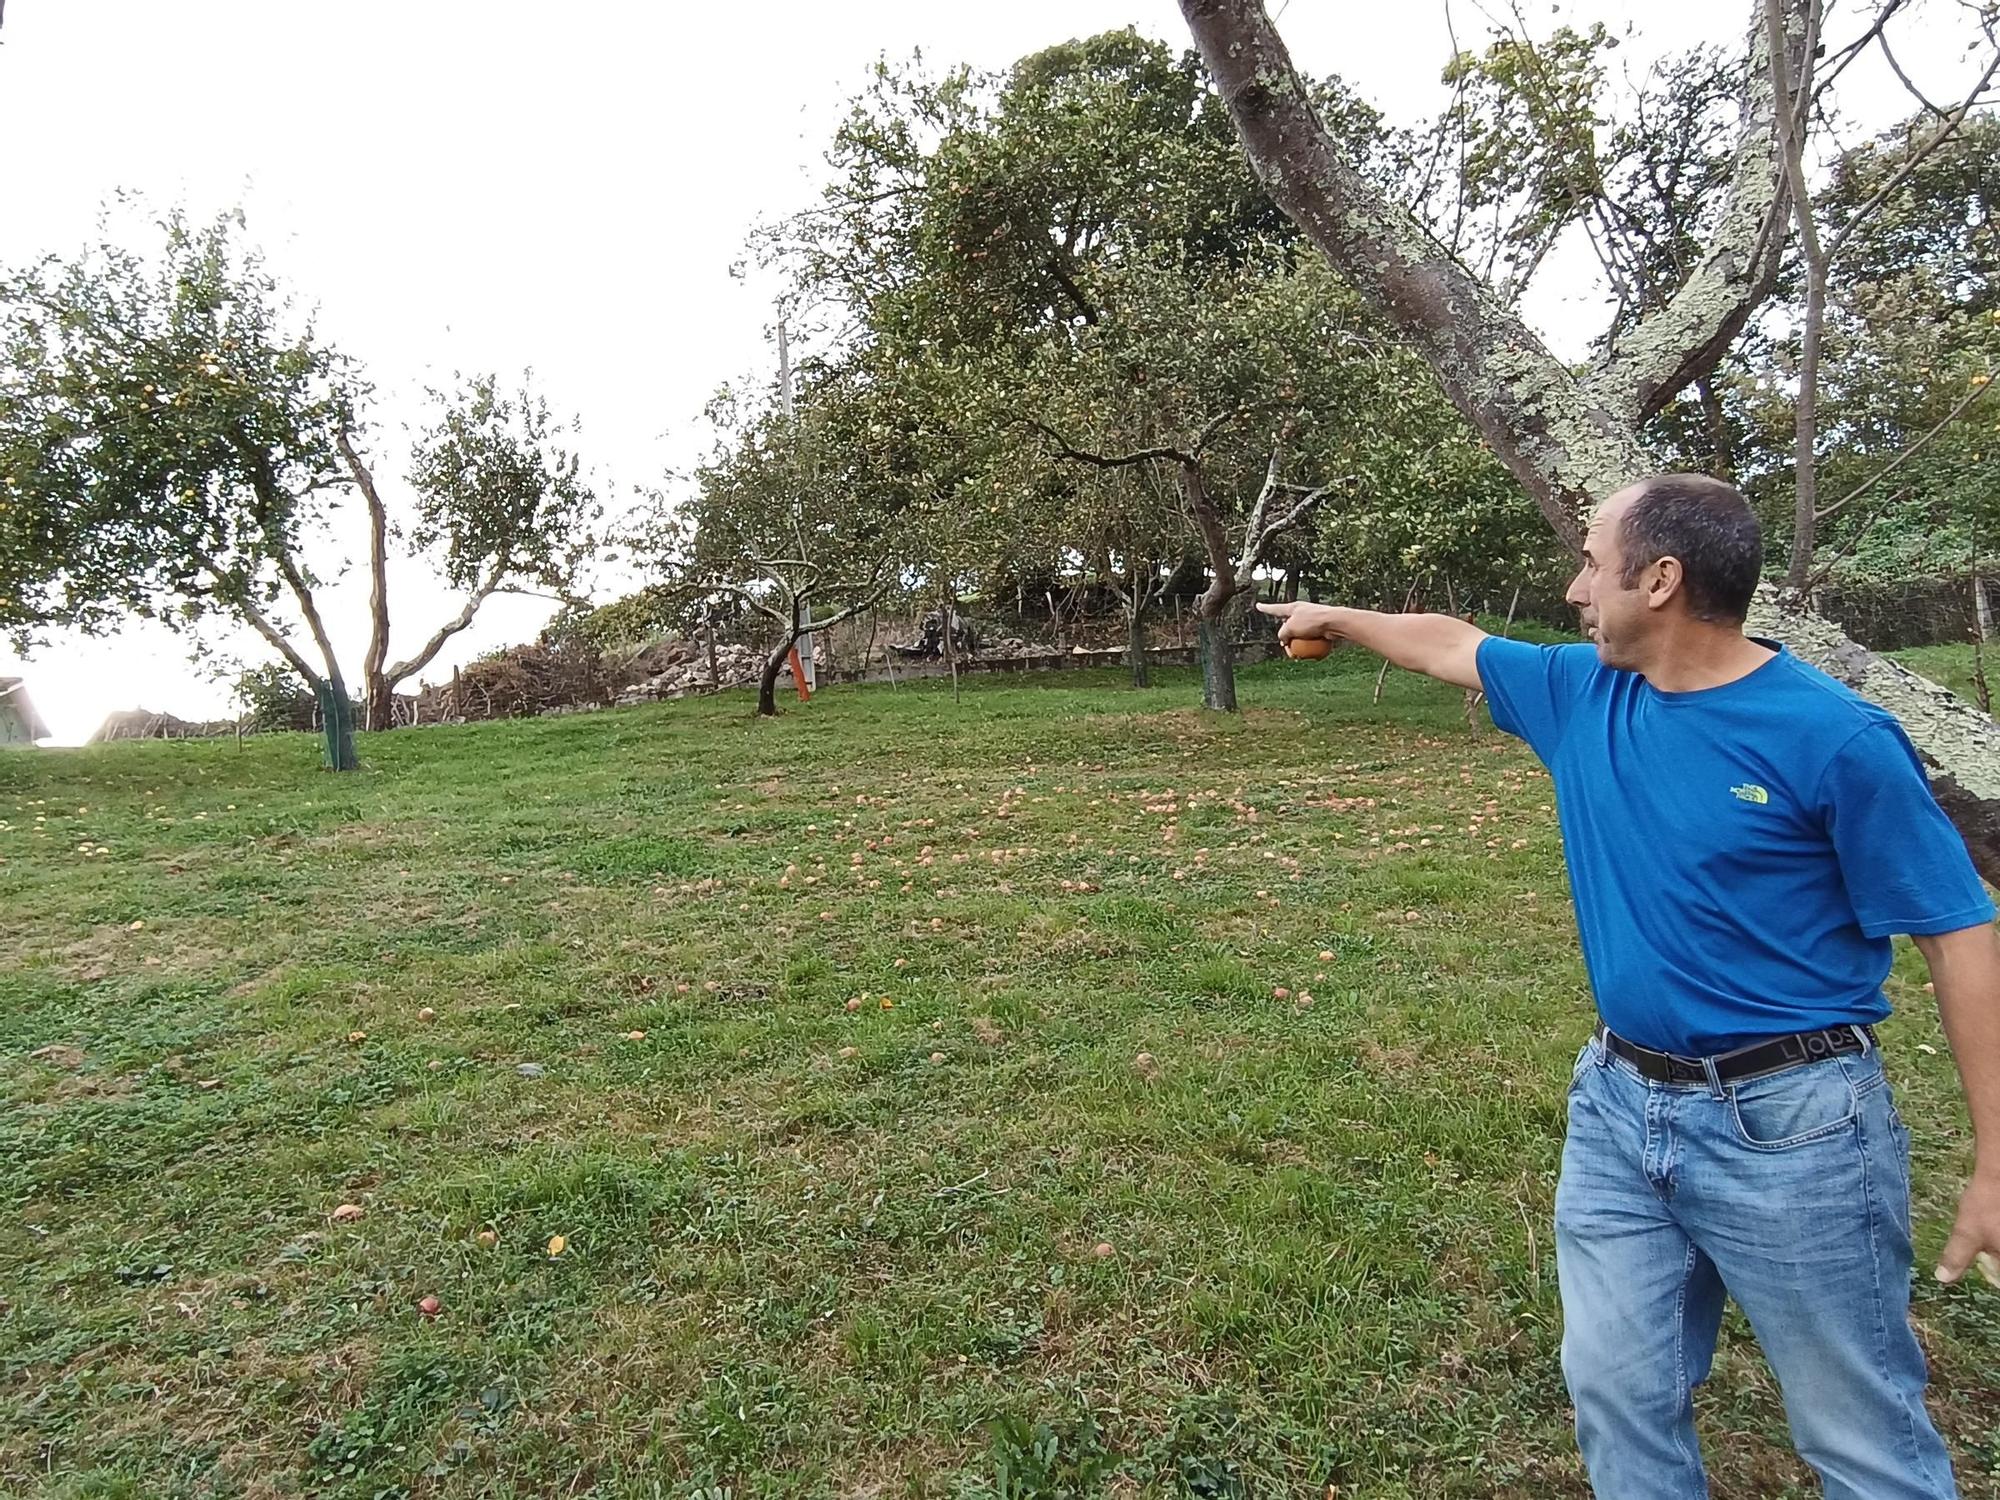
left=756, top=636, right=796, bottom=719
left=1181, top=0, right=2000, bottom=884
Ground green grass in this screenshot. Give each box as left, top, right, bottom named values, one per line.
left=1, top=655, right=1994, bottom=1499
left=1892, top=642, right=2000, bottom=708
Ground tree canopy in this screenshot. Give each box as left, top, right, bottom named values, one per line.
left=0, top=208, right=602, bottom=760
left=713, top=30, right=1551, bottom=711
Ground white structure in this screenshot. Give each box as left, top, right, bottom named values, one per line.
left=0, top=677, right=50, bottom=748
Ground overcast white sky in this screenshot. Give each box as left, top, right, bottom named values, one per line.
left=0, top=0, right=1979, bottom=742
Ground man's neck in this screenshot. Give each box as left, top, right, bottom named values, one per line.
left=1635, top=625, right=1775, bottom=694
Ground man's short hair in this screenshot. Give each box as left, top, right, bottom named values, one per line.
left=1617, top=474, right=1763, bottom=624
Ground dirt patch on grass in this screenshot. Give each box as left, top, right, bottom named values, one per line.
left=25, top=916, right=245, bottom=987
left=10, top=1045, right=140, bottom=1105
left=1084, top=706, right=1303, bottom=737
left=298, top=821, right=426, bottom=856
left=34, top=1072, right=138, bottom=1108
left=825, top=1435, right=983, bottom=1497
left=1357, top=1038, right=1426, bottom=1075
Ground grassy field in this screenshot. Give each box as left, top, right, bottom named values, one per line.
left=1891, top=642, right=1999, bottom=710
left=2, top=650, right=1995, bottom=1499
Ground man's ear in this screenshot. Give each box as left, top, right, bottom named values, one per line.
left=1644, top=556, right=1685, bottom=612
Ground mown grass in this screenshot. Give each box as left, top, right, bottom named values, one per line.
left=1, top=649, right=1994, bottom=1499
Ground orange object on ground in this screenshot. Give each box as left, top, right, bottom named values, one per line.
left=787, top=645, right=812, bottom=700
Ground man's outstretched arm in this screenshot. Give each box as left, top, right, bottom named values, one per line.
left=1912, top=924, right=2000, bottom=1286
left=1258, top=602, right=1488, bottom=691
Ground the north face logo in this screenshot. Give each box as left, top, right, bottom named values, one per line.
left=1731, top=783, right=1770, bottom=805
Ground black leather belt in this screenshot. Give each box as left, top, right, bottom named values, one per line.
left=1594, top=1020, right=1877, bottom=1087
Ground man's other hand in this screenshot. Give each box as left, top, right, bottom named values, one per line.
left=1936, top=1173, right=2000, bottom=1288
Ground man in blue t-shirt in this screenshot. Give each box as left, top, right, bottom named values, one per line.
left=1261, top=473, right=2000, bottom=1499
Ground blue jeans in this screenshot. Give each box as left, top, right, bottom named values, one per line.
left=1556, top=1035, right=1959, bottom=1499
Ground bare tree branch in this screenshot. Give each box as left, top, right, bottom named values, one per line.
left=1025, top=417, right=1198, bottom=469
left=1238, top=444, right=1283, bottom=554
left=1803, top=488, right=1916, bottom=594
left=271, top=546, right=349, bottom=689
left=1878, top=31, right=1952, bottom=121
left=1181, top=465, right=1238, bottom=613
left=493, top=584, right=596, bottom=608
left=1823, top=47, right=2000, bottom=265
left=1262, top=482, right=1340, bottom=540
left=220, top=426, right=352, bottom=691
left=1042, top=251, right=1101, bottom=325
left=1813, top=0, right=1910, bottom=99
left=383, top=564, right=507, bottom=687
left=1190, top=408, right=1249, bottom=455
left=1582, top=0, right=1803, bottom=424
left=1234, top=479, right=1340, bottom=590
left=799, top=566, right=894, bottom=634
left=1779, top=0, right=1995, bottom=586
left=1816, top=378, right=1998, bottom=523
left=1769, top=0, right=1829, bottom=590
left=190, top=547, right=323, bottom=689
left=684, top=578, right=791, bottom=627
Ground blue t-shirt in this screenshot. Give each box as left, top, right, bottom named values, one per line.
left=1477, top=637, right=1993, bottom=1054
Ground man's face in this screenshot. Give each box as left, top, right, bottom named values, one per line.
left=1566, top=489, right=1651, bottom=666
